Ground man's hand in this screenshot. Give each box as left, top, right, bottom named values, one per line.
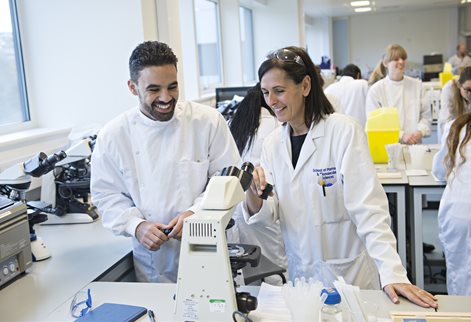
left=383, top=283, right=438, bottom=308
left=135, top=221, right=169, bottom=251
left=165, top=210, right=194, bottom=240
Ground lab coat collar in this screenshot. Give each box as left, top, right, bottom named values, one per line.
left=281, top=117, right=326, bottom=180
left=136, top=103, right=179, bottom=128
left=385, top=75, right=405, bottom=85
left=339, top=76, right=355, bottom=83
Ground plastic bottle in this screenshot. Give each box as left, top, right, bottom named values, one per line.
left=320, top=287, right=342, bottom=322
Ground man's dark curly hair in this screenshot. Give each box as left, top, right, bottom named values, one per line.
left=129, top=41, right=178, bottom=83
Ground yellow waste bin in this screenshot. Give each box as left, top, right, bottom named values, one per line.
left=365, top=107, right=400, bottom=163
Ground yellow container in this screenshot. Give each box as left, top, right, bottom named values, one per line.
left=439, top=71, right=453, bottom=88
left=365, top=107, right=400, bottom=163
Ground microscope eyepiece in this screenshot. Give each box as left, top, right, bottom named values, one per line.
left=240, top=161, right=254, bottom=175
left=24, top=151, right=67, bottom=177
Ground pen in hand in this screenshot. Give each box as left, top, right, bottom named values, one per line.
left=148, top=309, right=156, bottom=322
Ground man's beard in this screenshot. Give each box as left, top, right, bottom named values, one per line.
left=143, top=99, right=176, bottom=122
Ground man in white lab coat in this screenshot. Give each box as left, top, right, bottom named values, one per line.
left=366, top=44, right=432, bottom=145
left=448, top=43, right=471, bottom=75
left=324, top=64, right=368, bottom=127
left=91, top=41, right=240, bottom=283
left=244, top=46, right=438, bottom=308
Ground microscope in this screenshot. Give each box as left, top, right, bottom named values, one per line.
left=40, top=136, right=99, bottom=224
left=0, top=150, right=67, bottom=261
left=174, top=162, right=260, bottom=322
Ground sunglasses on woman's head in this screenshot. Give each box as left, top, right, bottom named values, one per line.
left=266, top=48, right=306, bottom=67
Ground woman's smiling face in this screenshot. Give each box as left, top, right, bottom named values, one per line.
left=260, top=67, right=310, bottom=128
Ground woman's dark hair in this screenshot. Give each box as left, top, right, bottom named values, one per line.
left=258, top=46, right=334, bottom=128
left=342, top=64, right=362, bottom=79
left=445, top=113, right=471, bottom=178
left=229, top=83, right=274, bottom=156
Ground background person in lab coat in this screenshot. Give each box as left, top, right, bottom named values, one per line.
left=438, top=66, right=471, bottom=137
left=447, top=43, right=471, bottom=75
left=366, top=44, right=432, bottom=144
left=91, top=41, right=240, bottom=283
left=432, top=113, right=471, bottom=295
left=244, top=46, right=437, bottom=308
left=324, top=64, right=368, bottom=127
left=227, top=83, right=287, bottom=281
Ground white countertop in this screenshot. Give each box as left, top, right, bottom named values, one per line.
left=47, top=282, right=471, bottom=322
left=0, top=218, right=131, bottom=322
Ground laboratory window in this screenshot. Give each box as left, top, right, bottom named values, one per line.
left=0, top=0, right=29, bottom=132
left=194, top=0, right=223, bottom=93
left=240, top=5, right=255, bottom=84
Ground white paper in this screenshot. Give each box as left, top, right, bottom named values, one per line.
left=405, top=169, right=428, bottom=176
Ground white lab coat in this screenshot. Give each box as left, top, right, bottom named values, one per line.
left=91, top=102, right=241, bottom=283
left=438, top=79, right=471, bottom=138
left=448, top=54, right=471, bottom=75
left=242, top=113, right=409, bottom=289
left=228, top=108, right=288, bottom=275
left=432, top=120, right=471, bottom=295
left=366, top=76, right=432, bottom=141
left=324, top=76, right=368, bottom=127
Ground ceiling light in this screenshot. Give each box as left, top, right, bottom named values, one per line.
left=351, top=1, right=370, bottom=6
left=354, top=7, right=372, bottom=12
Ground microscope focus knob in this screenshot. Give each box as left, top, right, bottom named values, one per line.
left=236, top=291, right=258, bottom=313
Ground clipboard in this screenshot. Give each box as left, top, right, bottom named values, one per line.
left=74, top=303, right=148, bottom=322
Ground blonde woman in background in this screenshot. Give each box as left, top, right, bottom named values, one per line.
left=432, top=113, right=471, bottom=295
left=366, top=44, right=431, bottom=144
left=368, top=56, right=387, bottom=86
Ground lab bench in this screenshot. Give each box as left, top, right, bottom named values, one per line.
left=0, top=219, right=131, bottom=321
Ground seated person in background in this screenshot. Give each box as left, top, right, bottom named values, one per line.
left=324, top=64, right=368, bottom=127
left=91, top=41, right=240, bottom=283
left=244, top=45, right=438, bottom=308
left=448, top=43, right=471, bottom=75
left=438, top=66, right=471, bottom=137
left=432, top=113, right=471, bottom=295
left=227, top=83, right=287, bottom=283
left=366, top=44, right=432, bottom=144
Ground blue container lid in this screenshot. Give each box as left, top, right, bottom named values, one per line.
left=321, top=287, right=341, bottom=305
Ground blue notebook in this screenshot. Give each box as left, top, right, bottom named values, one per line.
left=74, top=303, right=147, bottom=322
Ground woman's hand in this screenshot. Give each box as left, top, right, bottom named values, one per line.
left=246, top=166, right=271, bottom=215
left=383, top=283, right=438, bottom=308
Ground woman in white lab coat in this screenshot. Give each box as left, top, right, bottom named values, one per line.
left=432, top=113, right=471, bottom=295
left=438, top=66, right=471, bottom=137
left=244, top=46, right=437, bottom=308
left=228, top=83, right=287, bottom=281
left=366, top=44, right=432, bottom=144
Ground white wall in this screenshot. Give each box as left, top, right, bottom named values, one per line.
left=252, top=0, right=302, bottom=68
left=17, top=0, right=146, bottom=130
left=305, top=16, right=332, bottom=66
left=349, top=7, right=458, bottom=76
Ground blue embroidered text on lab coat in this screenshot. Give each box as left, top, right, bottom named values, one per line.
left=313, top=167, right=337, bottom=185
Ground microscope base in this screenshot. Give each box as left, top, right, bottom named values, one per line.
left=31, top=237, right=51, bottom=261
left=40, top=213, right=95, bottom=225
